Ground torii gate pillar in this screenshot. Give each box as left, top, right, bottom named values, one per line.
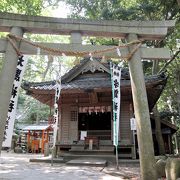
left=127, top=34, right=157, bottom=180
left=0, top=27, right=23, bottom=151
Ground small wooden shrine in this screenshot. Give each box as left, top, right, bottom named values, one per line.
left=22, top=58, right=177, bottom=158
left=23, top=125, right=53, bottom=153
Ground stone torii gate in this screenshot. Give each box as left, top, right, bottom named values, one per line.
left=0, top=12, right=175, bottom=180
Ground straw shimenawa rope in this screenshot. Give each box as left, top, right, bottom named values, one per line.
left=7, top=33, right=142, bottom=61
left=7, top=36, right=22, bottom=56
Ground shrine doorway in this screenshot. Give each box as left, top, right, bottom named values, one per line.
left=78, top=112, right=111, bottom=140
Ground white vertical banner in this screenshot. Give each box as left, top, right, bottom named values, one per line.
left=3, top=55, right=28, bottom=147
left=111, top=63, right=122, bottom=147
left=52, top=63, right=61, bottom=148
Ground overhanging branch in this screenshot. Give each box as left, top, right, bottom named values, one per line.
left=158, top=48, right=180, bottom=74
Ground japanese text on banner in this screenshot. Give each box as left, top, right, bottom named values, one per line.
left=3, top=56, right=28, bottom=147
left=111, top=63, right=122, bottom=147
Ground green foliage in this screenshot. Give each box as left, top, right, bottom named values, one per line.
left=0, top=54, right=5, bottom=72
left=64, top=0, right=180, bottom=124
left=0, top=0, right=62, bottom=15
left=0, top=0, right=43, bottom=15
left=158, top=57, right=180, bottom=111
left=0, top=0, right=65, bottom=125
left=17, top=33, right=73, bottom=125
left=17, top=92, right=50, bottom=124
left=64, top=0, right=179, bottom=20
left=1, top=0, right=179, bottom=127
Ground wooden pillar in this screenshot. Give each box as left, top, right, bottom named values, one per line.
left=46, top=130, right=49, bottom=142
left=168, top=135, right=172, bottom=154
left=0, top=27, right=23, bottom=151
left=127, top=34, right=157, bottom=180
left=27, top=130, right=30, bottom=151
left=42, top=130, right=44, bottom=153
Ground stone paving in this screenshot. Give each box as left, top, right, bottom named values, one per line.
left=0, top=151, right=140, bottom=180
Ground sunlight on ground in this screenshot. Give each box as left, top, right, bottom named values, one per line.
left=0, top=152, right=140, bottom=180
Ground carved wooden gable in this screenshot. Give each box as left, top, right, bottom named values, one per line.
left=63, top=59, right=110, bottom=83
left=81, top=60, right=110, bottom=74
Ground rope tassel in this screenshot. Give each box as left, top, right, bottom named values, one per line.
left=116, top=48, right=121, bottom=57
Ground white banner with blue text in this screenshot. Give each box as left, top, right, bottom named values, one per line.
left=3, top=55, right=28, bottom=147
left=111, top=63, right=122, bottom=146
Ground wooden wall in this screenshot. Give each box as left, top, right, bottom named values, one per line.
left=69, top=106, right=78, bottom=143
left=59, top=104, right=78, bottom=144
left=119, top=100, right=133, bottom=145
left=59, top=94, right=133, bottom=146
left=59, top=104, right=70, bottom=144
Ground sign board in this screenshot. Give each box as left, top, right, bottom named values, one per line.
left=80, top=131, right=87, bottom=140
left=130, top=118, right=136, bottom=130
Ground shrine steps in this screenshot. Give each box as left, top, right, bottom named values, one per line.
left=66, top=157, right=107, bottom=167
left=69, top=144, right=114, bottom=155
left=59, top=154, right=139, bottom=165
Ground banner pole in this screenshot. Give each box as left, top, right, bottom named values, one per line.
left=110, top=62, right=119, bottom=170
left=115, top=145, right=119, bottom=170
left=133, top=130, right=136, bottom=159
left=51, top=59, right=61, bottom=166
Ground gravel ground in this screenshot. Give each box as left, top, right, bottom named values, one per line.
left=0, top=151, right=140, bottom=180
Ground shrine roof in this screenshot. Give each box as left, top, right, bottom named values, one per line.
left=23, top=125, right=52, bottom=131
left=22, top=58, right=167, bottom=111
left=23, top=73, right=166, bottom=91
left=22, top=58, right=166, bottom=91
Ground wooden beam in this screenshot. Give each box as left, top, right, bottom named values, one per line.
left=0, top=39, right=171, bottom=59
left=89, top=92, right=98, bottom=104
left=0, top=12, right=175, bottom=39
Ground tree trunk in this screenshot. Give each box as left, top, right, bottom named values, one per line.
left=152, top=60, right=166, bottom=155
left=0, top=27, right=23, bottom=151
left=153, top=105, right=166, bottom=154
left=42, top=55, right=54, bottom=81
left=177, top=70, right=180, bottom=124
left=127, top=34, right=157, bottom=180
left=167, top=97, right=179, bottom=154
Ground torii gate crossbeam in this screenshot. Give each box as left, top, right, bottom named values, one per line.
left=0, top=39, right=172, bottom=59
left=0, top=12, right=175, bottom=39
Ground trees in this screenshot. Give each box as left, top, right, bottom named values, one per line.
left=64, top=0, right=179, bottom=20
left=0, top=0, right=62, bottom=15
left=0, top=0, right=179, bottom=174
left=0, top=0, right=63, bottom=150
left=63, top=0, right=179, bottom=178
left=63, top=0, right=180, bottom=153
left=0, top=0, right=43, bottom=15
